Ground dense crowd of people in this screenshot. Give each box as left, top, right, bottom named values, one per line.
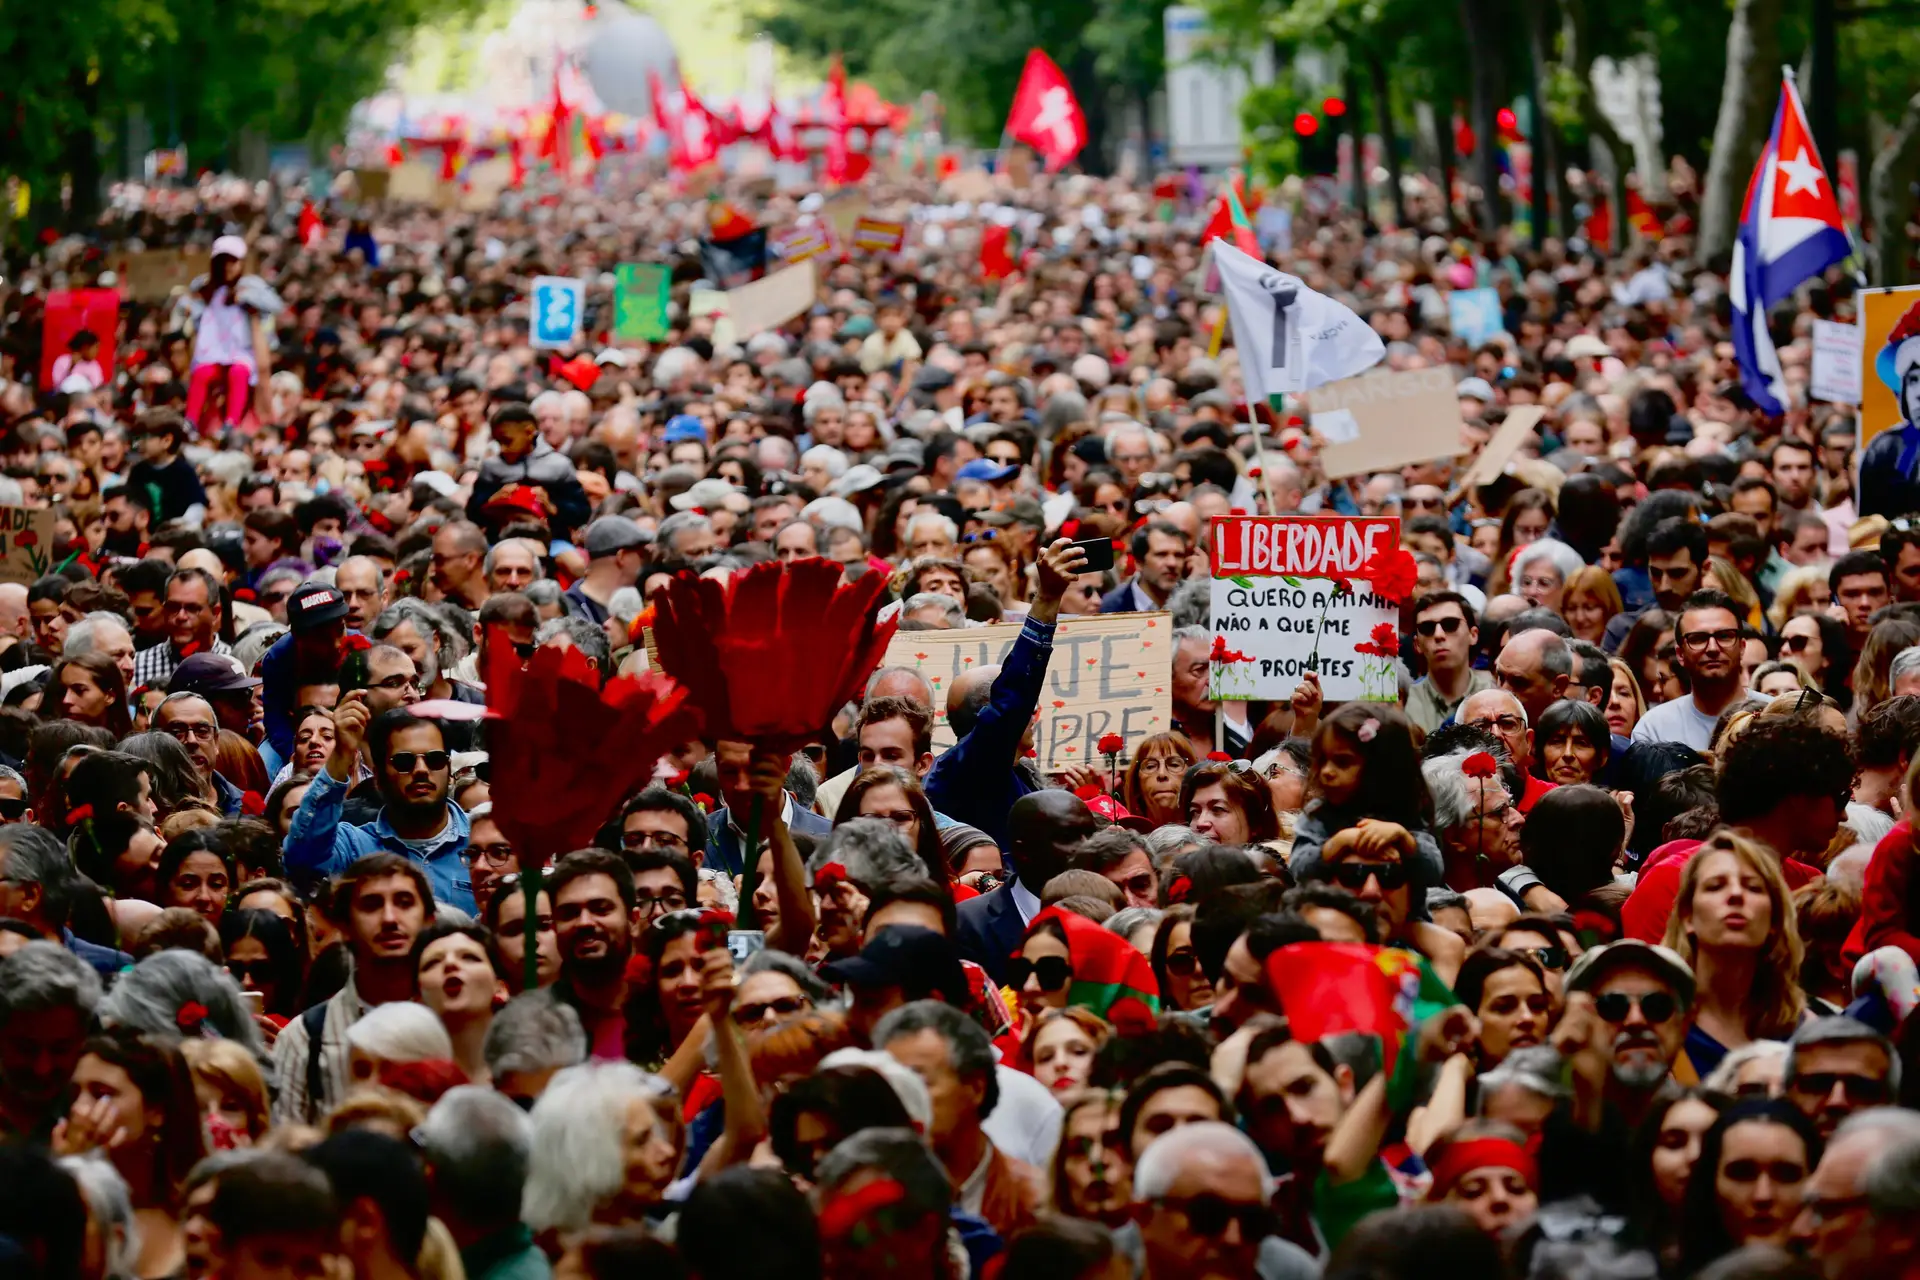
left=0, top=165, right=1918, bottom=1280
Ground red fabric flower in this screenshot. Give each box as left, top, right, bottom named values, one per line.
left=340, top=634, right=372, bottom=654
left=1206, top=751, right=1231, bottom=762
left=1462, top=751, right=1500, bottom=779
left=814, top=861, right=849, bottom=890
left=1097, top=732, right=1125, bottom=757
left=65, top=805, right=94, bottom=826
left=1072, top=782, right=1105, bottom=801
left=176, top=1001, right=209, bottom=1033
left=1164, top=874, right=1193, bottom=904
left=668, top=770, right=692, bottom=789
left=240, top=791, right=266, bottom=817
left=1360, top=544, right=1420, bottom=602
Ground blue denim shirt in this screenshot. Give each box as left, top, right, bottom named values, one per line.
left=282, top=766, right=473, bottom=912
left=924, top=613, right=1055, bottom=848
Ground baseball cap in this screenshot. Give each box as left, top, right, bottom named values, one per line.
left=670, top=478, right=743, bottom=512
left=912, top=366, right=956, bottom=393
left=285, top=582, right=349, bottom=631
left=169, top=652, right=262, bottom=695
left=1085, top=794, right=1152, bottom=833
left=211, top=234, right=248, bottom=261
left=1564, top=334, right=1611, bottom=360
left=584, top=515, right=649, bottom=558
left=662, top=415, right=707, bottom=445
left=1564, top=939, right=1696, bottom=1008
left=831, top=464, right=886, bottom=497
left=1456, top=376, right=1496, bottom=404
left=820, top=926, right=969, bottom=1005
left=882, top=439, right=926, bottom=473
left=956, top=459, right=1019, bottom=484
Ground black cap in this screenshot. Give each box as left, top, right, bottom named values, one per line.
left=285, top=582, right=349, bottom=631
left=169, top=652, right=262, bottom=695
left=820, top=926, right=968, bottom=1005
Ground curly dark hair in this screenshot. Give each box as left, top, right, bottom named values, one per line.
left=1714, top=716, right=1854, bottom=826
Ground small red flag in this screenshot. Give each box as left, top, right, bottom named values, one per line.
left=1006, top=49, right=1086, bottom=172
left=981, top=223, right=1015, bottom=280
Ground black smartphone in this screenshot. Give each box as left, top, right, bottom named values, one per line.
left=1069, top=536, right=1115, bottom=573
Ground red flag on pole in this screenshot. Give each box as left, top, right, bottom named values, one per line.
left=1006, top=49, right=1086, bottom=172
left=823, top=55, right=856, bottom=184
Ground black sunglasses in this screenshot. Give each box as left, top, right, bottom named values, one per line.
left=0, top=797, right=27, bottom=820
left=1416, top=616, right=1464, bottom=636
left=1158, top=1193, right=1278, bottom=1240
left=1594, top=990, right=1678, bottom=1024
left=1325, top=861, right=1409, bottom=891
left=388, top=750, right=451, bottom=773
left=1006, top=955, right=1071, bottom=992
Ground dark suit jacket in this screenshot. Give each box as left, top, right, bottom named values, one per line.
left=705, top=800, right=833, bottom=876
left=955, top=882, right=1028, bottom=986
left=1098, top=581, right=1144, bottom=614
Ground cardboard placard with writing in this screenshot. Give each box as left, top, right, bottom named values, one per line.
left=1810, top=318, right=1863, bottom=405
left=1208, top=515, right=1402, bottom=702
left=112, top=249, right=210, bottom=303
left=0, top=507, right=59, bottom=585
left=386, top=161, right=440, bottom=205
left=1460, top=405, right=1549, bottom=489
left=1306, top=367, right=1465, bottom=480
left=723, top=259, right=816, bottom=338
left=882, top=613, right=1174, bottom=772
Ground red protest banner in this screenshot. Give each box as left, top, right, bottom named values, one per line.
left=40, top=289, right=121, bottom=393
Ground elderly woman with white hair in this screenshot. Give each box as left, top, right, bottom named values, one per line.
left=97, top=950, right=265, bottom=1057
left=61, top=1152, right=141, bottom=1280
left=799, top=445, right=850, bottom=495
left=522, top=1061, right=685, bottom=1235
left=1510, top=537, right=1586, bottom=615
left=343, top=1001, right=454, bottom=1091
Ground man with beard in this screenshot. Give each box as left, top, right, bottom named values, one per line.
left=271, top=854, right=436, bottom=1122
left=283, top=696, right=474, bottom=912
left=543, top=848, right=642, bottom=1061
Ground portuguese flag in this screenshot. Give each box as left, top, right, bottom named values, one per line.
left=1030, top=906, right=1160, bottom=1022
left=1264, top=941, right=1455, bottom=1107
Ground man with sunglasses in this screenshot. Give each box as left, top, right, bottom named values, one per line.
left=284, top=696, right=474, bottom=913
left=1312, top=817, right=1464, bottom=985
left=1407, top=591, right=1491, bottom=733
left=1555, top=939, right=1695, bottom=1129
left=1131, top=1121, right=1302, bottom=1280
left=1629, top=589, right=1766, bottom=752
left=1782, top=1017, right=1901, bottom=1143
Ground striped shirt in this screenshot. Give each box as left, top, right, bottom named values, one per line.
left=132, top=637, right=232, bottom=690
left=269, top=976, right=370, bottom=1125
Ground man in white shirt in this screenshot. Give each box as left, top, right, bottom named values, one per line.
left=1631, top=589, right=1766, bottom=752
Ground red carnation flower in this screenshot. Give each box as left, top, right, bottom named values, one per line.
left=240, top=791, right=266, bottom=816
left=1462, top=751, right=1500, bottom=779
left=1097, top=732, right=1125, bottom=757
left=1206, top=751, right=1231, bottom=762
left=692, top=792, right=716, bottom=810
left=65, top=805, right=94, bottom=826
left=1073, top=782, right=1105, bottom=801
left=1164, top=874, right=1193, bottom=904
left=668, top=770, right=691, bottom=789
left=814, top=861, right=849, bottom=891
left=15, top=531, right=37, bottom=548
left=176, top=1001, right=209, bottom=1033
left=1360, top=544, right=1420, bottom=603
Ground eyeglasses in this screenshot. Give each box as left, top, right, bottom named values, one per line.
left=1593, top=990, right=1678, bottom=1024
left=469, top=843, right=515, bottom=867
left=1680, top=628, right=1741, bottom=651
left=388, top=750, right=451, bottom=773
left=1416, top=616, right=1465, bottom=637
left=1155, top=1193, right=1278, bottom=1240
left=623, top=829, right=687, bottom=852
left=258, top=588, right=293, bottom=607
left=1005, top=955, right=1072, bottom=992
left=1786, top=1072, right=1890, bottom=1104
left=636, top=892, right=690, bottom=917
left=1325, top=861, right=1409, bottom=891
left=733, top=995, right=809, bottom=1025
left=1510, top=944, right=1569, bottom=972
left=962, top=530, right=1001, bottom=543
left=227, top=960, right=275, bottom=984
left=1466, top=715, right=1526, bottom=735
left=162, top=722, right=218, bottom=743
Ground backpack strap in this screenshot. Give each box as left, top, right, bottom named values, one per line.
left=302, top=1002, right=331, bottom=1119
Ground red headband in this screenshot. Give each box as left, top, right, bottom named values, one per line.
left=1426, top=1137, right=1538, bottom=1200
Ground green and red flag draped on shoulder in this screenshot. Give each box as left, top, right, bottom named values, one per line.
left=1028, top=906, right=1160, bottom=1022
left=1263, top=942, right=1453, bottom=1103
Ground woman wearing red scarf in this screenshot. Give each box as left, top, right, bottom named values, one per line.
left=995, top=906, right=1160, bottom=1066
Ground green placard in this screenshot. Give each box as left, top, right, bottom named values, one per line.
left=613, top=262, right=671, bottom=343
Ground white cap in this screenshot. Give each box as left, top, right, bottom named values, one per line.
left=211, top=234, right=248, bottom=260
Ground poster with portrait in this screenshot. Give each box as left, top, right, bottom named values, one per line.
left=1857, top=286, right=1920, bottom=450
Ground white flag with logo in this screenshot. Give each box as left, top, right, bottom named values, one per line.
left=1214, top=240, right=1385, bottom=400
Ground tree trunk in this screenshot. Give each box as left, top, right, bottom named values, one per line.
left=1524, top=0, right=1565, bottom=244
left=1367, top=45, right=1407, bottom=228
left=1346, top=61, right=1366, bottom=216
left=1460, top=0, right=1505, bottom=237
left=1434, top=95, right=1459, bottom=232
left=1560, top=0, right=1632, bottom=251
left=1698, top=0, right=1784, bottom=259
left=1869, top=91, right=1920, bottom=287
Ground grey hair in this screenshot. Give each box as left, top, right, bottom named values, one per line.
left=1167, top=578, right=1210, bottom=629
left=1422, top=750, right=1486, bottom=831
left=98, top=950, right=265, bottom=1056
left=371, top=597, right=461, bottom=659
left=651, top=347, right=703, bottom=387
left=1512, top=537, right=1586, bottom=587
left=816, top=1049, right=933, bottom=1129
left=902, top=511, right=958, bottom=546
left=872, top=1000, right=999, bottom=1119
left=1426, top=886, right=1471, bottom=916
left=483, top=541, right=539, bottom=576
left=1891, top=647, right=1920, bottom=686
left=864, top=664, right=935, bottom=703
left=901, top=592, right=965, bottom=627
left=484, top=993, right=587, bottom=1079
left=418, top=1085, right=533, bottom=1225
left=62, top=611, right=132, bottom=662
left=1477, top=1044, right=1573, bottom=1104
left=535, top=615, right=611, bottom=676
left=800, top=445, right=849, bottom=480
left=1132, top=1120, right=1274, bottom=1201
left=0, top=824, right=79, bottom=925
left=1107, top=906, right=1164, bottom=942
left=656, top=512, right=714, bottom=555
left=606, top=587, right=646, bottom=631
left=344, top=1001, right=453, bottom=1062
left=60, top=1154, right=140, bottom=1279
left=785, top=753, right=820, bottom=809
left=805, top=817, right=923, bottom=889
left=1784, top=1016, right=1902, bottom=1094
left=530, top=390, right=566, bottom=415
left=1103, top=422, right=1151, bottom=461
left=0, top=940, right=103, bottom=1024
left=0, top=764, right=24, bottom=792
left=524, top=579, right=564, bottom=610
left=1703, top=1039, right=1789, bottom=1095
left=814, top=1127, right=952, bottom=1215
left=523, top=1061, right=678, bottom=1232
left=739, top=948, right=836, bottom=1005
left=1144, top=825, right=1211, bottom=858
left=1170, top=624, right=1211, bottom=657
left=1833, top=1107, right=1920, bottom=1219
left=1040, top=391, right=1089, bottom=437
left=697, top=867, right=738, bottom=912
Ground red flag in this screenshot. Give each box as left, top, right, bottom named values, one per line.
left=981, top=223, right=1015, bottom=280
left=1006, top=49, right=1086, bottom=172
left=1625, top=187, right=1662, bottom=240
left=650, top=72, right=720, bottom=172
left=297, top=200, right=324, bottom=248
left=1201, top=172, right=1260, bottom=256
left=823, top=55, right=854, bottom=184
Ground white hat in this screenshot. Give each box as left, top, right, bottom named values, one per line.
left=1565, top=334, right=1610, bottom=360
left=670, top=477, right=743, bottom=512
left=211, top=234, right=248, bottom=260
left=831, top=464, right=886, bottom=497
left=1070, top=353, right=1111, bottom=390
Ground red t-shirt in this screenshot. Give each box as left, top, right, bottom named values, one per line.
left=1622, top=838, right=1820, bottom=943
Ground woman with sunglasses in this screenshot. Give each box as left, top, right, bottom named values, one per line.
left=832, top=765, right=961, bottom=896
left=1004, top=906, right=1159, bottom=1065
left=1051, top=1089, right=1133, bottom=1226
left=1122, top=732, right=1198, bottom=830
left=218, top=907, right=304, bottom=1037
left=1450, top=948, right=1553, bottom=1069
left=1485, top=915, right=1579, bottom=998
left=1780, top=611, right=1852, bottom=709
left=1665, top=831, right=1806, bottom=1081
left=1676, top=1100, right=1821, bottom=1274
left=1148, top=905, right=1213, bottom=1012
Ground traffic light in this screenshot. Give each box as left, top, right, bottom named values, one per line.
left=1322, top=96, right=1347, bottom=118
left=1294, top=111, right=1320, bottom=137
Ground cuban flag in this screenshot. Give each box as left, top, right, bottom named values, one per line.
left=1731, top=70, right=1851, bottom=414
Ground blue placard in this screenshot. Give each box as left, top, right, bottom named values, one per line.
left=1447, top=287, right=1506, bottom=347
left=530, top=276, right=585, bottom=350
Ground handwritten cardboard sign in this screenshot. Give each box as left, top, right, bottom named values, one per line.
left=0, top=507, right=58, bottom=585
left=1461, top=405, right=1549, bottom=489
left=1307, top=366, right=1465, bottom=480
left=723, top=258, right=816, bottom=338
left=111, top=249, right=210, bottom=303
left=1208, top=515, right=1402, bottom=702
left=1810, top=317, right=1863, bottom=406
left=882, top=613, right=1174, bottom=772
